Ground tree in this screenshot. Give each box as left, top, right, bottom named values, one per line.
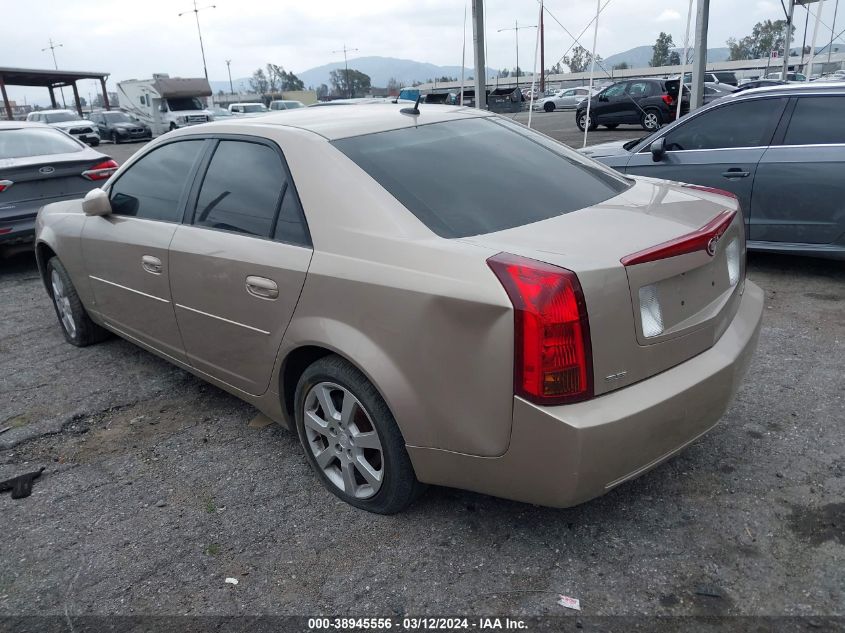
left=668, top=51, right=681, bottom=65
left=386, top=77, right=406, bottom=93
left=316, top=83, right=329, bottom=98
left=727, top=19, right=795, bottom=60
left=266, top=64, right=279, bottom=93
left=267, top=64, right=305, bottom=92
left=329, top=68, right=371, bottom=98
left=548, top=62, right=563, bottom=75
left=650, top=32, right=675, bottom=67
left=612, top=61, right=630, bottom=70
left=498, top=68, right=510, bottom=78
left=249, top=68, right=269, bottom=95
left=564, top=46, right=601, bottom=73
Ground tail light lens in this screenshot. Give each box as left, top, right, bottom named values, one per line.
left=662, top=94, right=675, bottom=107
left=487, top=253, right=593, bottom=406
left=81, top=159, right=119, bottom=181
left=0, top=180, right=13, bottom=193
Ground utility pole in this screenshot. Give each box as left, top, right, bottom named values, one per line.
left=41, top=38, right=67, bottom=108
left=498, top=20, right=537, bottom=88
left=472, top=0, right=487, bottom=109
left=830, top=0, right=841, bottom=63
left=807, top=0, right=827, bottom=79
left=179, top=0, right=216, bottom=79
left=332, top=44, right=359, bottom=98
left=225, top=59, right=234, bottom=94
left=783, top=0, right=795, bottom=78
left=690, top=0, right=710, bottom=110
left=539, top=6, right=545, bottom=93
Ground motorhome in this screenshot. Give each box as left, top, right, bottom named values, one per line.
left=116, top=74, right=214, bottom=137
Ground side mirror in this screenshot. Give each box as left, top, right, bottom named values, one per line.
left=159, top=104, right=167, bottom=113
left=82, top=188, right=112, bottom=216
left=650, top=138, right=666, bottom=162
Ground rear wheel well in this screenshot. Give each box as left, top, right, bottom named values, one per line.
left=281, top=346, right=334, bottom=420
left=35, top=242, right=57, bottom=294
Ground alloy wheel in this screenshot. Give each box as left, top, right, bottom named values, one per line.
left=51, top=269, right=76, bottom=338
left=643, top=112, right=659, bottom=130
left=303, top=382, right=384, bottom=499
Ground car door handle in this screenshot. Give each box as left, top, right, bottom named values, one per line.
left=246, top=276, right=279, bottom=300
left=721, top=168, right=750, bottom=179
left=141, top=255, right=162, bottom=275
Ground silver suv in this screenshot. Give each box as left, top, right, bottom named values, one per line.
left=25, top=110, right=100, bottom=146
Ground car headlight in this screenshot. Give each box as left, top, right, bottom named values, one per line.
left=178, top=116, right=187, bottom=123
left=117, top=127, right=129, bottom=135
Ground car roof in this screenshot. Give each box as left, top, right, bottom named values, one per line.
left=721, top=82, right=845, bottom=99
left=207, top=103, right=492, bottom=140
left=0, top=120, right=52, bottom=129
left=33, top=109, right=76, bottom=114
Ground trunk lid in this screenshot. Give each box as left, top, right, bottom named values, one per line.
left=0, top=154, right=104, bottom=212
left=463, top=177, right=745, bottom=395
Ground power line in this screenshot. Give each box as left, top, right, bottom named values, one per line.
left=497, top=20, right=537, bottom=87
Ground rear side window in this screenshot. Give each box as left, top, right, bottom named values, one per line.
left=0, top=127, right=83, bottom=159
left=783, top=96, right=845, bottom=145
left=109, top=140, right=204, bottom=221
left=332, top=117, right=631, bottom=238
left=663, top=98, right=785, bottom=151
left=193, top=141, right=284, bottom=238
left=627, top=82, right=653, bottom=97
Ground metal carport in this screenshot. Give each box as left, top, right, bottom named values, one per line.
left=0, top=67, right=111, bottom=120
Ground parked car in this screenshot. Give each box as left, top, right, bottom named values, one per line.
left=766, top=71, right=807, bottom=82
left=532, top=86, right=595, bottom=112
left=25, top=110, right=100, bottom=146
left=209, top=107, right=236, bottom=119
left=576, top=78, right=687, bottom=132
left=734, top=79, right=787, bottom=93
left=89, top=111, right=152, bottom=144
left=701, top=82, right=737, bottom=103
left=0, top=121, right=116, bottom=254
left=228, top=102, right=269, bottom=116
left=269, top=100, right=306, bottom=111
left=34, top=105, right=762, bottom=513
left=683, top=71, right=739, bottom=86
left=579, top=84, right=845, bottom=260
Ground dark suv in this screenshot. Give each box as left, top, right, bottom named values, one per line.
left=89, top=111, right=152, bottom=144
left=576, top=78, right=687, bottom=132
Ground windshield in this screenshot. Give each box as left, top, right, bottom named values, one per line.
left=104, top=112, right=132, bottom=123
left=166, top=97, right=204, bottom=111
left=0, top=127, right=83, bottom=159
left=43, top=112, right=80, bottom=123
left=242, top=104, right=267, bottom=113
left=333, top=117, right=631, bottom=238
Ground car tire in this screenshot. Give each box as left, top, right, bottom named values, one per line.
left=604, top=124, right=619, bottom=130
left=89, top=139, right=100, bottom=147
left=641, top=109, right=662, bottom=131
left=111, top=131, right=120, bottom=144
left=47, top=257, right=110, bottom=347
left=294, top=355, right=425, bottom=514
left=169, top=123, right=177, bottom=131
left=576, top=111, right=598, bottom=132
left=543, top=102, right=555, bottom=112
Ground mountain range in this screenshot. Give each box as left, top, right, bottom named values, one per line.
left=603, top=46, right=731, bottom=69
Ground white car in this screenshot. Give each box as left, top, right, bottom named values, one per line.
left=25, top=110, right=100, bottom=146
left=532, top=87, right=595, bottom=112
left=228, top=102, right=269, bottom=117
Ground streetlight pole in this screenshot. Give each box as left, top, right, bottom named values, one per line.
left=41, top=38, right=67, bottom=108
left=498, top=20, right=537, bottom=88
left=225, top=59, right=234, bottom=94
left=332, top=44, right=359, bottom=98
left=179, top=0, right=216, bottom=79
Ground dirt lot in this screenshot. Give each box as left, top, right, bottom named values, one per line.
left=0, top=118, right=843, bottom=621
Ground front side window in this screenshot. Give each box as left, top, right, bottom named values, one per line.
left=333, top=117, right=631, bottom=238
left=193, top=141, right=286, bottom=238
left=562, top=90, right=575, bottom=97
left=662, top=98, right=785, bottom=151
left=603, top=83, right=626, bottom=97
left=783, top=96, right=845, bottom=146
left=109, top=140, right=204, bottom=222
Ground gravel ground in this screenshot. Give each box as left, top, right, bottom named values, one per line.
left=0, top=115, right=842, bottom=621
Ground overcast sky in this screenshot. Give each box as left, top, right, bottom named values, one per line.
left=3, top=0, right=842, bottom=104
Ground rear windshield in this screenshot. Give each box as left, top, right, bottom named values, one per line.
left=332, top=117, right=631, bottom=238
left=0, top=127, right=83, bottom=159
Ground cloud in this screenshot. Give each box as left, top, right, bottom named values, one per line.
left=656, top=9, right=682, bottom=22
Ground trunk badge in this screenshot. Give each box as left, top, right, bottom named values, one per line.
left=706, top=234, right=721, bottom=256
left=605, top=371, right=628, bottom=382
left=39, top=166, right=55, bottom=175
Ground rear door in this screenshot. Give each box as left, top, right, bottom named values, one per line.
left=82, top=139, right=207, bottom=360
left=168, top=137, right=312, bottom=396
left=623, top=97, right=788, bottom=226
left=622, top=80, right=654, bottom=124
left=750, top=95, right=845, bottom=245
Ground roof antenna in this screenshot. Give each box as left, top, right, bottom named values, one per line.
left=400, top=95, right=422, bottom=116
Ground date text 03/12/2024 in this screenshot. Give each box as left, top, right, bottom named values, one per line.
left=307, top=617, right=529, bottom=630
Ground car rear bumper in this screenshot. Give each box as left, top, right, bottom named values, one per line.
left=407, top=280, right=764, bottom=507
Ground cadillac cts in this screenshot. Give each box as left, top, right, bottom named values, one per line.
left=34, top=105, right=763, bottom=514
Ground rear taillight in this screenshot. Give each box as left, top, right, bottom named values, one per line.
left=81, top=159, right=119, bottom=181
left=620, top=208, right=737, bottom=266
left=661, top=94, right=675, bottom=107
left=0, top=179, right=13, bottom=193
left=487, top=253, right=593, bottom=406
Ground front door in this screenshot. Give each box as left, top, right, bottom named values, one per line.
left=82, top=139, right=207, bottom=361
left=168, top=138, right=312, bottom=395
left=624, top=96, right=788, bottom=228
left=594, top=82, right=628, bottom=124
left=750, top=95, right=845, bottom=244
